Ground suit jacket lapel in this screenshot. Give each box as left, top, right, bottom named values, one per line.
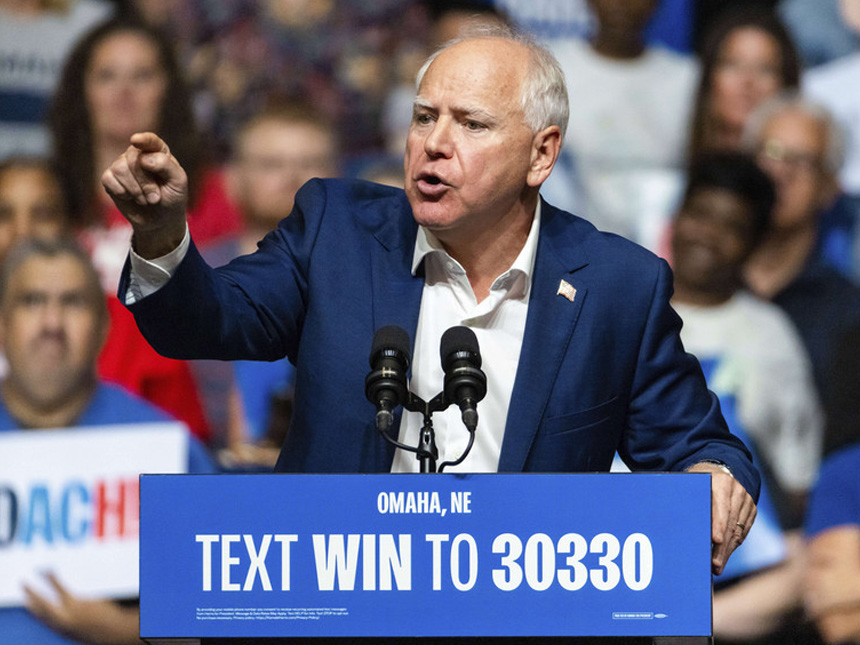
left=498, top=201, right=591, bottom=471
left=369, top=197, right=424, bottom=343
left=367, top=196, right=424, bottom=470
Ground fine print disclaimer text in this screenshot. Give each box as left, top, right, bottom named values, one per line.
left=196, top=607, right=348, bottom=621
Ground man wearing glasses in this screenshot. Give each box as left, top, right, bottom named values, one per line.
left=744, top=91, right=860, bottom=457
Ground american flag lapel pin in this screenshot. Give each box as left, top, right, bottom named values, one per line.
left=557, top=279, right=577, bottom=302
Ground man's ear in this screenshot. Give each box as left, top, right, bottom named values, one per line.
left=527, top=126, right=562, bottom=188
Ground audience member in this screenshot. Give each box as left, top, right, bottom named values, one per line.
left=743, top=93, right=860, bottom=442
left=668, top=149, right=821, bottom=645
left=195, top=99, right=339, bottom=463
left=224, top=99, right=339, bottom=258
left=48, top=17, right=231, bottom=440
left=688, top=7, right=801, bottom=161
left=0, top=0, right=114, bottom=159
left=48, top=17, right=242, bottom=280
left=543, top=0, right=698, bottom=251
left=0, top=237, right=215, bottom=644
left=0, top=156, right=71, bottom=382
left=671, top=151, right=822, bottom=528
left=805, top=442, right=860, bottom=643
left=0, top=158, right=209, bottom=441
left=0, top=157, right=70, bottom=264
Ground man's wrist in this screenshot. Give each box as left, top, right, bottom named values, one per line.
left=131, top=218, right=188, bottom=259
left=688, top=460, right=734, bottom=478
left=126, top=223, right=190, bottom=304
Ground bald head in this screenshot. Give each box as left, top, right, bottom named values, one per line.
left=418, top=38, right=532, bottom=129
left=416, top=27, right=569, bottom=140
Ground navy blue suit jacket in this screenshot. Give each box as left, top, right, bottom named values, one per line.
left=122, top=178, right=759, bottom=499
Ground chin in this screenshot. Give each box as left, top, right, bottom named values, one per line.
left=412, top=211, right=457, bottom=233
left=409, top=199, right=453, bottom=228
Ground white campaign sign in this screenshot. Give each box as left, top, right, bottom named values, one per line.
left=0, top=423, right=188, bottom=606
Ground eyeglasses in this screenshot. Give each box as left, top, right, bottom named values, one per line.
left=758, top=139, right=824, bottom=175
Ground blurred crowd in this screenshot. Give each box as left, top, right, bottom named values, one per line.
left=2, top=0, right=860, bottom=643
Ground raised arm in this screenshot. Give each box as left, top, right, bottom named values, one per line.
left=101, top=132, right=188, bottom=258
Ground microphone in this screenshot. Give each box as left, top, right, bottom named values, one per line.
left=365, top=325, right=411, bottom=431
left=440, top=326, right=487, bottom=432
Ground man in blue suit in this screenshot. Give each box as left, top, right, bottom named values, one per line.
left=102, top=27, right=757, bottom=575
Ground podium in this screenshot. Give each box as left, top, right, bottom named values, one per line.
left=139, top=473, right=713, bottom=644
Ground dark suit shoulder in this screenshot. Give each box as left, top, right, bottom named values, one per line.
left=289, top=178, right=414, bottom=245
left=540, top=199, right=667, bottom=283
left=300, top=177, right=409, bottom=218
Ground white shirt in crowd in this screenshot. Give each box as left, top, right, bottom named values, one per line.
left=674, top=290, right=823, bottom=493
left=544, top=38, right=698, bottom=252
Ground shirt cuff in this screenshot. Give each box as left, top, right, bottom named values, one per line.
left=125, top=224, right=190, bottom=305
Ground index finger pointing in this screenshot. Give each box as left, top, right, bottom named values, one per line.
left=130, top=131, right=168, bottom=154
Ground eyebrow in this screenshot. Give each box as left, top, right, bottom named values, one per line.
left=413, top=97, right=498, bottom=125
left=413, top=97, right=434, bottom=112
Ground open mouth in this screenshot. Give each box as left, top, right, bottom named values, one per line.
left=415, top=172, right=448, bottom=197
left=419, top=173, right=443, bottom=185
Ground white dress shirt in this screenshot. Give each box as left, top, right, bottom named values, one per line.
left=391, top=204, right=540, bottom=472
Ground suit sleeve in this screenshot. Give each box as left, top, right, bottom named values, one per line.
left=118, top=179, right=330, bottom=363
left=620, top=260, right=761, bottom=502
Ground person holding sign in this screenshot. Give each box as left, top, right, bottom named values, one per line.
left=0, top=238, right=215, bottom=644
left=103, top=26, right=758, bottom=576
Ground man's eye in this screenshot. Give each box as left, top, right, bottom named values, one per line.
left=465, top=121, right=485, bottom=131
left=414, top=113, right=433, bottom=125
left=62, top=294, right=90, bottom=310
left=18, top=293, right=45, bottom=307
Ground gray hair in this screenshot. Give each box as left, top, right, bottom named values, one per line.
left=742, top=91, right=846, bottom=175
left=414, top=24, right=570, bottom=140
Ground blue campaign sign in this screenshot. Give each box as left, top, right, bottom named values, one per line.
left=140, top=473, right=711, bottom=639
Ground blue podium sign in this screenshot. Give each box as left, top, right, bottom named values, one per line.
left=140, top=473, right=711, bottom=639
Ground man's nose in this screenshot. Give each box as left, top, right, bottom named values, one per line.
left=697, top=216, right=727, bottom=244
left=41, top=300, right=65, bottom=330
left=423, top=118, right=454, bottom=158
